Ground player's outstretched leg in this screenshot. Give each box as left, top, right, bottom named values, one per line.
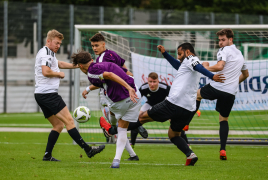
left=130, top=130, right=139, bottom=148
left=219, top=119, right=229, bottom=160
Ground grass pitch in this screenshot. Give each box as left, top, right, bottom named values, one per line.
left=0, top=132, right=268, bottom=180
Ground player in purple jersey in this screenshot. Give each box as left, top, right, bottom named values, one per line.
left=87, top=33, right=148, bottom=142
left=72, top=50, right=141, bottom=168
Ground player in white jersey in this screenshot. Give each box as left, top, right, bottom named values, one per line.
left=34, top=29, right=105, bottom=161
left=197, top=29, right=249, bottom=160
left=110, top=43, right=225, bottom=166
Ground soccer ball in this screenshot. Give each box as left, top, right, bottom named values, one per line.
left=73, top=106, right=91, bottom=123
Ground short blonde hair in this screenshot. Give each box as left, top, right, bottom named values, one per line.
left=46, top=29, right=64, bottom=41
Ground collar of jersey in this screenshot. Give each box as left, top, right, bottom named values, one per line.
left=149, top=85, right=159, bottom=92
left=186, top=55, right=194, bottom=59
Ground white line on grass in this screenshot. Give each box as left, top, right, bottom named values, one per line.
left=0, top=114, right=43, bottom=117
left=78, top=162, right=185, bottom=166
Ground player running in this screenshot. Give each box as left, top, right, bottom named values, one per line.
left=34, top=30, right=105, bottom=161
left=101, top=43, right=225, bottom=166
left=197, top=29, right=249, bottom=160
left=72, top=50, right=141, bottom=168
left=85, top=33, right=148, bottom=141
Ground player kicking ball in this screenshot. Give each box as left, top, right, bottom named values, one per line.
left=72, top=50, right=141, bottom=168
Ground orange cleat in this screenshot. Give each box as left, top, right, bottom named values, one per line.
left=183, top=125, right=189, bottom=131
left=220, top=150, right=227, bottom=160
left=196, top=110, right=201, bottom=117
left=99, top=117, right=112, bottom=138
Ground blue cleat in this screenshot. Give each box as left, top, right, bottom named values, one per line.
left=110, top=159, right=120, bottom=168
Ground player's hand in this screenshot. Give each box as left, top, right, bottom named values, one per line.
left=59, top=72, right=65, bottom=79
left=157, top=45, right=166, bottom=53
left=202, top=62, right=209, bottom=67
left=82, top=90, right=89, bottom=99
left=213, top=74, right=226, bottom=83
left=128, top=88, right=139, bottom=103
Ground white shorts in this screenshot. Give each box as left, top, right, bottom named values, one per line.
left=99, top=88, right=109, bottom=107
left=108, top=98, right=141, bottom=122
left=140, top=103, right=152, bottom=112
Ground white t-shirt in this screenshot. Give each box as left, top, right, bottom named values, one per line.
left=167, top=55, right=201, bottom=112
left=210, top=44, right=247, bottom=95
left=34, top=46, right=60, bottom=94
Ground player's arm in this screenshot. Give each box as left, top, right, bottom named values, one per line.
left=58, top=60, right=79, bottom=69
left=122, top=64, right=133, bottom=76
left=42, top=66, right=65, bottom=78
left=202, top=61, right=225, bottom=72
left=157, top=45, right=181, bottom=70
left=103, top=72, right=138, bottom=103
left=82, top=85, right=100, bottom=99
left=239, top=69, right=249, bottom=83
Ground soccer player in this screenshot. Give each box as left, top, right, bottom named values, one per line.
left=102, top=43, right=225, bottom=166
left=86, top=33, right=148, bottom=140
left=72, top=50, right=140, bottom=168
left=197, top=29, right=249, bottom=160
left=130, top=72, right=197, bottom=148
left=34, top=29, right=105, bottom=161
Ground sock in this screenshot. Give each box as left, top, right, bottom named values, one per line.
left=108, top=125, right=118, bottom=135
left=131, top=130, right=139, bottom=146
left=125, top=139, right=136, bottom=157
left=180, top=130, right=189, bottom=144
left=195, top=100, right=201, bottom=113
left=44, top=130, right=60, bottom=157
left=219, top=121, right=229, bottom=150
left=170, top=136, right=192, bottom=157
left=114, top=127, right=128, bottom=160
left=68, top=128, right=91, bottom=151
left=127, top=120, right=142, bottom=131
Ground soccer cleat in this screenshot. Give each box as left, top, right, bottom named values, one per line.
left=126, top=155, right=139, bottom=161
left=185, top=153, right=198, bottom=166
left=85, top=145, right=105, bottom=158
left=183, top=125, right=189, bottom=131
left=220, top=150, right=227, bottom=160
left=99, top=117, right=112, bottom=138
left=196, top=110, right=201, bottom=117
left=136, top=126, right=148, bottom=138
left=43, top=156, right=60, bottom=161
left=110, top=159, right=120, bottom=168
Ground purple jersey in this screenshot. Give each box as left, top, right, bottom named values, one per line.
left=87, top=62, right=136, bottom=102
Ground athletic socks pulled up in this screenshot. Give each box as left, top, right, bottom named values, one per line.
left=219, top=121, right=229, bottom=151
left=127, top=120, right=142, bottom=131
left=170, top=136, right=193, bottom=157
left=180, top=130, right=189, bottom=144
left=114, top=127, right=128, bottom=160
left=44, top=130, right=60, bottom=157
left=68, top=127, right=91, bottom=151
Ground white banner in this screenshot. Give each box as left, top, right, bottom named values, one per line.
left=131, top=52, right=268, bottom=110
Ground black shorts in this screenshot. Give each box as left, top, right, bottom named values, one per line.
left=147, top=100, right=195, bottom=132
left=200, top=84, right=235, bottom=117
left=35, top=93, right=66, bottom=118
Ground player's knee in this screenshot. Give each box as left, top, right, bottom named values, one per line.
left=53, top=123, right=64, bottom=132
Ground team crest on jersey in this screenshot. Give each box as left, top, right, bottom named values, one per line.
left=147, top=94, right=151, bottom=97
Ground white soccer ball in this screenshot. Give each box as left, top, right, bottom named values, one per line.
left=73, top=106, right=91, bottom=123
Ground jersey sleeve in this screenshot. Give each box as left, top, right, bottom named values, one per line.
left=87, top=64, right=106, bottom=81
left=217, top=48, right=228, bottom=62
left=40, top=50, right=53, bottom=68
left=104, top=52, right=125, bottom=67
left=186, top=56, right=201, bottom=71
left=241, top=62, right=248, bottom=70
left=139, top=86, right=146, bottom=97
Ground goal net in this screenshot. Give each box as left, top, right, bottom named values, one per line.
left=74, top=25, right=268, bottom=144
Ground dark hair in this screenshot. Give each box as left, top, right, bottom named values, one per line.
left=216, top=28, right=234, bottom=39
left=72, top=50, right=92, bottom=66
left=177, top=43, right=196, bottom=55
left=90, top=33, right=105, bottom=42
left=148, top=72, right=158, bottom=80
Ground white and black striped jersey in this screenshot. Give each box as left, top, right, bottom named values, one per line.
left=34, top=46, right=60, bottom=94
left=139, top=82, right=170, bottom=106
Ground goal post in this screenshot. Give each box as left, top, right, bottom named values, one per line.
left=74, top=25, right=268, bottom=144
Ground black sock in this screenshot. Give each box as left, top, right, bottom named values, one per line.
left=127, top=120, right=142, bottom=131
left=44, top=130, right=60, bottom=157
left=131, top=130, right=139, bottom=145
left=195, top=100, right=201, bottom=113
left=108, top=125, right=118, bottom=135
left=180, top=130, right=189, bottom=144
left=170, top=136, right=192, bottom=157
left=68, top=128, right=91, bottom=151
left=219, top=121, right=229, bottom=150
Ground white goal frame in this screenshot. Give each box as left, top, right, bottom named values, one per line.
left=73, top=24, right=268, bottom=144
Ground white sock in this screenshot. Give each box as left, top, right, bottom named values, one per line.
left=109, top=114, right=117, bottom=126
left=125, top=139, right=136, bottom=157
left=114, top=127, right=128, bottom=160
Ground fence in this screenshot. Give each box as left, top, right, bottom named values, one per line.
left=1, top=1, right=268, bottom=113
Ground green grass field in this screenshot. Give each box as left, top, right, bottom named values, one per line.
left=0, top=132, right=268, bottom=180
